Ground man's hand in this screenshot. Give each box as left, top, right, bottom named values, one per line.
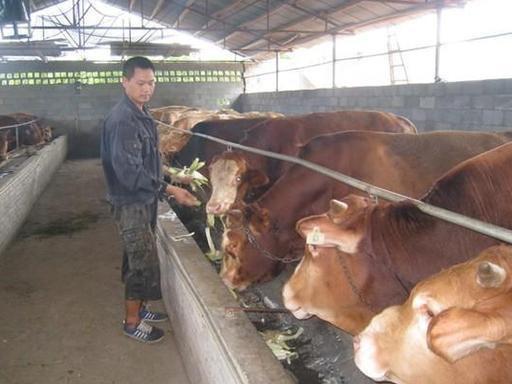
left=170, top=173, right=194, bottom=185
left=166, top=185, right=201, bottom=207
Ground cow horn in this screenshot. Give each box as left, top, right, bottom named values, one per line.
left=330, top=199, right=348, bottom=216
left=476, top=261, right=507, bottom=288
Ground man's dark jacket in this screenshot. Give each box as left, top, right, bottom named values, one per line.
left=101, top=93, right=162, bottom=205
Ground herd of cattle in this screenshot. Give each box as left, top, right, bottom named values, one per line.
left=157, top=106, right=512, bottom=383
left=0, top=113, right=52, bottom=163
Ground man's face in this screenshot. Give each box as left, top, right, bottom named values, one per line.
left=122, top=67, right=155, bottom=108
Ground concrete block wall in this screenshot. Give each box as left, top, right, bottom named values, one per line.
left=0, top=61, right=243, bottom=157
left=234, top=78, right=512, bottom=132
left=0, top=136, right=67, bottom=256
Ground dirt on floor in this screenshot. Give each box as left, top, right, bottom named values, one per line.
left=0, top=159, right=190, bottom=384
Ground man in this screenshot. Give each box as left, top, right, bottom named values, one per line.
left=101, top=56, right=199, bottom=343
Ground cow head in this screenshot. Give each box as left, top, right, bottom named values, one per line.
left=427, top=246, right=512, bottom=363
left=220, top=205, right=279, bottom=290
left=282, top=245, right=376, bottom=334
left=42, top=126, right=53, bottom=142
left=354, top=245, right=512, bottom=383
left=295, top=195, right=376, bottom=254
left=207, top=152, right=269, bottom=215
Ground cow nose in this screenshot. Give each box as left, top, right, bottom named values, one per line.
left=353, top=335, right=361, bottom=352
left=206, top=202, right=221, bottom=214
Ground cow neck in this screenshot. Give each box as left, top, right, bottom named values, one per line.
left=242, top=205, right=301, bottom=264
left=363, top=203, right=411, bottom=295
left=335, top=250, right=377, bottom=312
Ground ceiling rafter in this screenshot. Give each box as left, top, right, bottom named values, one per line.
left=158, top=0, right=286, bottom=48
left=286, top=1, right=344, bottom=29
left=149, top=0, right=166, bottom=19
left=274, top=1, right=454, bottom=52
left=214, top=0, right=294, bottom=44
left=194, top=0, right=261, bottom=36
left=234, top=0, right=364, bottom=51
left=173, top=0, right=198, bottom=27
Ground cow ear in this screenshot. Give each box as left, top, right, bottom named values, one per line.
left=245, top=169, right=269, bottom=188
left=249, top=207, right=270, bottom=234
left=476, top=261, right=507, bottom=288
left=225, top=209, right=244, bottom=227
left=329, top=199, right=348, bottom=217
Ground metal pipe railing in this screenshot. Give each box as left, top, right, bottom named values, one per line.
left=0, top=118, right=39, bottom=155
left=154, top=118, right=512, bottom=245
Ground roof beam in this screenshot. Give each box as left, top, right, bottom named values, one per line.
left=173, top=0, right=197, bottom=27
left=277, top=1, right=452, bottom=51
left=149, top=0, right=166, bottom=19
left=194, top=0, right=261, bottom=36
left=214, top=0, right=292, bottom=44
left=234, top=0, right=364, bottom=51
left=286, top=1, right=344, bottom=29
left=158, top=0, right=286, bottom=48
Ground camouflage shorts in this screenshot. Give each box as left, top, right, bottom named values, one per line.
left=113, top=200, right=161, bottom=301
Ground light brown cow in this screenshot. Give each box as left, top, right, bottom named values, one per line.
left=428, top=286, right=512, bottom=363
left=289, top=142, right=512, bottom=334
left=354, top=245, right=512, bottom=384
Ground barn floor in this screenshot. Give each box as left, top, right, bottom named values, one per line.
left=0, top=159, right=190, bottom=384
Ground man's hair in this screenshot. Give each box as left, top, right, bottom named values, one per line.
left=122, top=56, right=155, bottom=79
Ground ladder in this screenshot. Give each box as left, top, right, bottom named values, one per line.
left=387, top=27, right=409, bottom=85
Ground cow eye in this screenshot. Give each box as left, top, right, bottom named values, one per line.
left=235, top=176, right=242, bottom=183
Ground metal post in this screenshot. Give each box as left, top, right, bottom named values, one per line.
left=434, top=2, right=442, bottom=82
left=140, top=0, right=144, bottom=28
left=332, top=34, right=336, bottom=89
left=275, top=50, right=279, bottom=93
left=15, top=126, right=19, bottom=149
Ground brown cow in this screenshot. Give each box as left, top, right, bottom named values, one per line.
left=428, top=288, right=512, bottom=362
left=0, top=113, right=52, bottom=162
left=171, top=117, right=269, bottom=168
left=221, top=130, right=512, bottom=292
left=206, top=110, right=417, bottom=215
left=292, top=142, right=512, bottom=334
left=354, top=245, right=512, bottom=384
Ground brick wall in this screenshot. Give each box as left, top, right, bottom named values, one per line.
left=0, top=61, right=243, bottom=157
left=234, top=79, right=512, bottom=132
left=0, top=136, right=67, bottom=256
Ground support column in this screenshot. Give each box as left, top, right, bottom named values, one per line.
left=434, top=2, right=443, bottom=82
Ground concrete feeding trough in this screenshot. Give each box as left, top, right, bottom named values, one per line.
left=156, top=204, right=296, bottom=384
left=0, top=136, right=67, bottom=255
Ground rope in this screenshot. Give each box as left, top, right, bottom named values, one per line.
left=154, top=118, right=512, bottom=245
left=0, top=119, right=39, bottom=131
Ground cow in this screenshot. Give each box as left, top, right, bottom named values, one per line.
left=353, top=245, right=512, bottom=384
left=158, top=109, right=282, bottom=161
left=428, top=285, right=512, bottom=362
left=291, top=141, right=512, bottom=334
left=171, top=117, right=269, bottom=169
left=0, top=113, right=49, bottom=162
left=220, top=130, right=512, bottom=293
left=10, top=113, right=50, bottom=145
left=206, top=110, right=417, bottom=215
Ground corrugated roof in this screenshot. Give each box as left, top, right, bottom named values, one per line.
left=30, top=0, right=469, bottom=59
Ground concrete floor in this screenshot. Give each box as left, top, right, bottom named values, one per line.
left=0, top=159, right=191, bottom=384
